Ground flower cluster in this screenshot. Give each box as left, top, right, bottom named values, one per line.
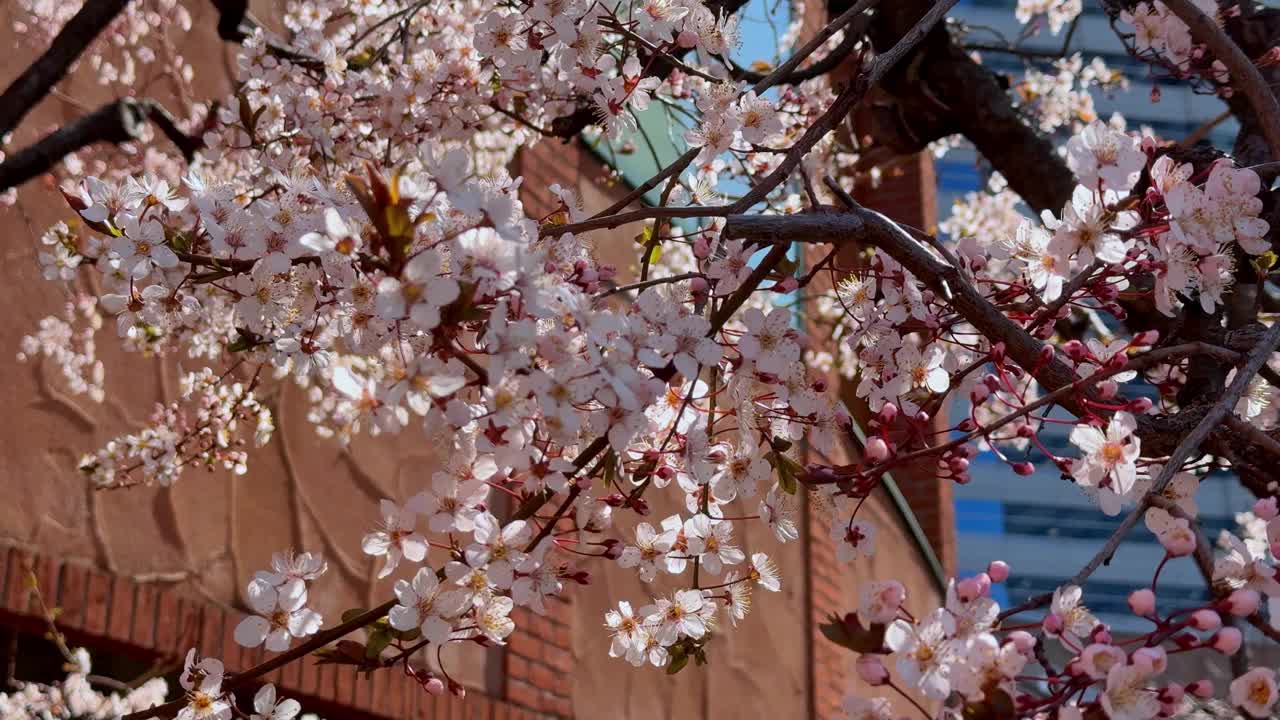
left=235, top=551, right=328, bottom=652
left=0, top=647, right=168, bottom=720
left=78, top=366, right=272, bottom=487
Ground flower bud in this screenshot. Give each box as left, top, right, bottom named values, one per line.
left=1188, top=680, right=1215, bottom=699
left=425, top=677, right=446, bottom=695
left=1133, top=330, right=1160, bottom=346
left=877, top=403, right=898, bottom=425
left=677, top=29, right=699, bottom=48
left=987, top=560, right=1010, bottom=583
left=774, top=276, right=798, bottom=293
left=1127, top=397, right=1154, bottom=414
left=1222, top=589, right=1261, bottom=617
left=1133, top=646, right=1167, bottom=674
left=865, top=436, right=891, bottom=463
left=971, top=383, right=991, bottom=403
left=1008, top=630, right=1035, bottom=653
left=855, top=655, right=889, bottom=686
left=1211, top=627, right=1243, bottom=655
left=1042, top=613, right=1064, bottom=635
left=1128, top=589, right=1156, bottom=617
left=990, top=342, right=1006, bottom=364
left=1037, top=344, right=1055, bottom=365
left=1012, top=462, right=1035, bottom=476
left=956, top=419, right=977, bottom=432
left=957, top=576, right=983, bottom=602
left=689, top=276, right=709, bottom=296
left=1189, top=609, right=1222, bottom=631
left=1063, top=339, right=1088, bottom=362
left=1097, top=381, right=1118, bottom=399
left=1255, top=497, right=1279, bottom=521
left=1160, top=683, right=1185, bottom=704
left=693, top=236, right=711, bottom=259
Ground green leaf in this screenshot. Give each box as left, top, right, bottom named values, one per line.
left=665, top=648, right=689, bottom=675
left=365, top=629, right=393, bottom=660
left=341, top=608, right=370, bottom=624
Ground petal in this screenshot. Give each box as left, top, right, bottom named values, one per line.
left=389, top=605, right=421, bottom=632
left=234, top=616, right=270, bottom=648
left=246, top=578, right=279, bottom=615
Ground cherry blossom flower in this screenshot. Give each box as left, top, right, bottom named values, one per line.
left=885, top=609, right=956, bottom=700
left=234, top=577, right=323, bottom=652
left=362, top=498, right=428, bottom=579
left=389, top=567, right=469, bottom=644
left=1069, top=412, right=1141, bottom=516
left=1231, top=667, right=1279, bottom=717
left=250, top=685, right=300, bottom=720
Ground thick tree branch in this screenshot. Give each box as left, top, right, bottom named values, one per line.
left=0, top=0, right=132, bottom=140
left=1163, top=0, right=1280, bottom=161
left=0, top=98, right=203, bottom=192
left=863, top=0, right=1076, bottom=215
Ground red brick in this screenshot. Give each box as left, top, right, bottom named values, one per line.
left=1, top=547, right=31, bottom=614
left=106, top=575, right=135, bottom=644
left=296, top=653, right=320, bottom=696
left=507, top=679, right=537, bottom=709
left=543, top=645, right=571, bottom=674
left=177, top=597, right=203, bottom=655
left=549, top=695, right=572, bottom=718
left=528, top=663, right=557, bottom=694
left=506, top=632, right=541, bottom=662
left=199, top=606, right=224, bottom=662
left=83, top=568, right=111, bottom=635
left=28, top=553, right=58, bottom=616
left=314, top=663, right=338, bottom=702
left=56, top=563, right=88, bottom=629
left=334, top=665, right=359, bottom=707
left=131, top=583, right=159, bottom=648
left=219, top=610, right=245, bottom=670
left=381, top=667, right=409, bottom=719
left=467, top=695, right=492, bottom=720
left=506, top=654, right=529, bottom=681
left=155, top=590, right=182, bottom=656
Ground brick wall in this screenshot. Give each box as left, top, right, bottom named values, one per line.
left=0, top=542, right=552, bottom=720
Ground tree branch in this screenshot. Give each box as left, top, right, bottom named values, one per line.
left=1162, top=0, right=1280, bottom=161
left=0, top=98, right=203, bottom=192
left=0, top=0, right=132, bottom=140
left=120, top=599, right=397, bottom=720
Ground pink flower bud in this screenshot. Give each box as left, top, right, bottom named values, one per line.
left=865, top=436, right=891, bottom=463
left=425, top=678, right=445, bottom=695
left=1255, top=497, right=1279, bottom=521
left=971, top=383, right=991, bottom=403
left=689, top=277, right=709, bottom=296
left=987, top=560, right=1010, bottom=583
left=1160, top=683, right=1185, bottom=704
left=1128, top=589, right=1156, bottom=617
left=676, top=29, right=699, bottom=48
left=774, top=276, right=798, bottom=293
left=1188, top=680, right=1215, bottom=699
left=1097, top=381, right=1118, bottom=399
left=1133, top=330, right=1159, bottom=346
left=957, top=576, right=982, bottom=602
left=1211, top=627, right=1243, bottom=655
left=956, top=419, right=977, bottom=432
left=1133, top=646, right=1167, bottom=674
left=1012, top=462, right=1035, bottom=476
left=914, top=410, right=930, bottom=425
left=693, top=236, right=711, bottom=259
left=1042, top=613, right=1064, bottom=635
left=1190, top=609, right=1222, bottom=631
left=1092, top=627, right=1112, bottom=645
left=878, top=403, right=898, bottom=425
left=1062, top=339, right=1088, bottom=361
left=1223, top=589, right=1261, bottom=617
left=1008, top=630, right=1035, bottom=653
left=1128, top=397, right=1154, bottom=414
left=855, top=655, right=889, bottom=686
